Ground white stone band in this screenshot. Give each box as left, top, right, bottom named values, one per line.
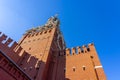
left=95, top=66, right=103, bottom=69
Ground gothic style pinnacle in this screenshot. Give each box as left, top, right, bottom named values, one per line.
left=24, top=15, right=60, bottom=35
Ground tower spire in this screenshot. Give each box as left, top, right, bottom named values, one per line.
left=45, top=14, right=60, bottom=27
left=24, top=15, right=60, bottom=35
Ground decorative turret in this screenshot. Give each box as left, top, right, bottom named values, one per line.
left=24, top=14, right=60, bottom=35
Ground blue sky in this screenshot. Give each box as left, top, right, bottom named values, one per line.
left=0, top=0, right=120, bottom=80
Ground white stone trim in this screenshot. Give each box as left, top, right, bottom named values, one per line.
left=95, top=66, right=103, bottom=69
left=57, top=30, right=66, bottom=50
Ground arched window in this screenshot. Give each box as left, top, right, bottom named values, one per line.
left=72, top=66, right=76, bottom=72
left=82, top=66, right=86, bottom=71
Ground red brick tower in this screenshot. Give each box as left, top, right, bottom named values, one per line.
left=17, top=16, right=66, bottom=80
left=65, top=44, right=106, bottom=80
left=0, top=15, right=106, bottom=80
